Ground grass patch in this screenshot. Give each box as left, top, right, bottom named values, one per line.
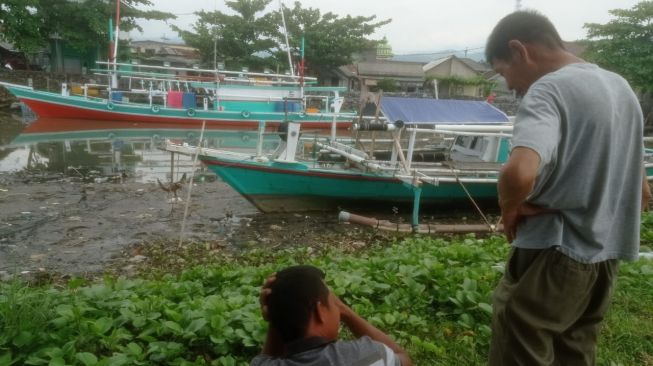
left=1, top=226, right=653, bottom=365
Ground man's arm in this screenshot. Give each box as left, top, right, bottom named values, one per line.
left=335, top=296, right=412, bottom=366
left=498, top=147, right=541, bottom=242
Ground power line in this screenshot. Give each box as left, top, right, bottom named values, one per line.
left=395, top=46, right=485, bottom=57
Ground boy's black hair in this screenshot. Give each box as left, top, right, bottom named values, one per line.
left=267, top=265, right=331, bottom=342
left=486, top=10, right=564, bottom=63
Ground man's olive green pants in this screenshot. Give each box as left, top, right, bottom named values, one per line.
left=489, top=247, right=618, bottom=366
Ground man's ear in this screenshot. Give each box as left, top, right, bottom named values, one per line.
left=508, top=40, right=528, bottom=63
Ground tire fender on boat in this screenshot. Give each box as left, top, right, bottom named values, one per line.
left=187, top=108, right=195, bottom=117
left=107, top=102, right=115, bottom=110
left=151, top=105, right=160, bottom=113
left=241, top=110, right=251, bottom=118
left=299, top=112, right=306, bottom=118
left=242, top=134, right=250, bottom=142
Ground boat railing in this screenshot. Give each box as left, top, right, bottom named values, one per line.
left=74, top=71, right=350, bottom=115
left=96, top=61, right=318, bottom=84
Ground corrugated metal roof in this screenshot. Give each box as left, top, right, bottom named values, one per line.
left=459, top=58, right=491, bottom=73
left=422, top=55, right=491, bottom=75
left=422, top=56, right=450, bottom=72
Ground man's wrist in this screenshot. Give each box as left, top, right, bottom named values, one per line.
left=499, top=197, right=523, bottom=211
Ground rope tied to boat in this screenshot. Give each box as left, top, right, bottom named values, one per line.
left=453, top=171, right=496, bottom=232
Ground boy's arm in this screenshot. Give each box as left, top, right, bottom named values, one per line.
left=259, top=274, right=285, bottom=357
left=335, top=296, right=412, bottom=366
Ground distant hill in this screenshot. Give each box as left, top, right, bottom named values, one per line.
left=393, top=50, right=485, bottom=63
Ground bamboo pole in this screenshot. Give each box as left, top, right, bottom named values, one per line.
left=178, top=120, right=206, bottom=248
left=339, top=211, right=502, bottom=234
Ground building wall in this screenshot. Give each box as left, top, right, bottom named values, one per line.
left=450, top=61, right=478, bottom=78
left=424, top=58, right=477, bottom=79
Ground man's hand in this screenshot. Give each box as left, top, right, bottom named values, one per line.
left=259, top=273, right=276, bottom=321
left=500, top=203, right=520, bottom=243
left=501, top=202, right=556, bottom=243
left=642, top=168, right=651, bottom=212
left=498, top=147, right=542, bottom=243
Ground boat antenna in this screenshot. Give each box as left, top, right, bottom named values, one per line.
left=213, top=0, right=218, bottom=71
left=110, top=0, right=121, bottom=88
left=299, top=35, right=305, bottom=97
left=279, top=0, right=295, bottom=77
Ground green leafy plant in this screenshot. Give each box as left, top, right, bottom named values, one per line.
left=1, top=225, right=652, bottom=365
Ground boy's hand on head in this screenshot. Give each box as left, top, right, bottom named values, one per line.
left=259, top=273, right=276, bottom=321
left=332, top=292, right=353, bottom=320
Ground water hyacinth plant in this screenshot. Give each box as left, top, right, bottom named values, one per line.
left=1, top=216, right=652, bottom=365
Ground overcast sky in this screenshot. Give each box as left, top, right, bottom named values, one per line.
left=132, top=0, right=639, bottom=55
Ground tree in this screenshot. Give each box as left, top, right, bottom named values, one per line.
left=175, top=0, right=390, bottom=79
left=0, top=0, right=174, bottom=54
left=375, top=78, right=399, bottom=92
left=584, top=1, right=653, bottom=92
left=278, top=2, right=391, bottom=80
left=173, top=0, right=279, bottom=70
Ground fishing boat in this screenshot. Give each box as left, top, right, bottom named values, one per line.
left=0, top=71, right=353, bottom=129
left=0, top=1, right=354, bottom=129
left=165, top=96, right=653, bottom=228
left=165, top=97, right=515, bottom=224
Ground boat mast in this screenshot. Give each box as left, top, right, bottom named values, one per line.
left=279, top=1, right=295, bottom=77
left=299, top=36, right=305, bottom=100
left=111, top=0, right=121, bottom=88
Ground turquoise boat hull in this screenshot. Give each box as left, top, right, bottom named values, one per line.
left=201, top=156, right=498, bottom=212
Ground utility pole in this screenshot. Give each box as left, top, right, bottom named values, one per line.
left=515, top=0, right=522, bottom=11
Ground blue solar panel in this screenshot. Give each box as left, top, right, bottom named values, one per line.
left=380, top=97, right=509, bottom=124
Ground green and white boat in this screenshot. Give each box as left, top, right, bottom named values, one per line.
left=166, top=97, right=514, bottom=218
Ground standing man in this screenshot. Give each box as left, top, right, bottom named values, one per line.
left=486, top=10, right=650, bottom=366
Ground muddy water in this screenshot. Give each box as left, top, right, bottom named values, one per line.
left=0, top=112, right=281, bottom=275
left=0, top=111, right=495, bottom=277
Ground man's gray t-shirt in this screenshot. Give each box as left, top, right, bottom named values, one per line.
left=511, top=63, right=643, bottom=263
left=250, top=336, right=400, bottom=366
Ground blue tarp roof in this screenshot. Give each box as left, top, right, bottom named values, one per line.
left=380, top=97, right=509, bottom=124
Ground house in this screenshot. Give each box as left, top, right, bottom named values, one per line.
left=0, top=41, right=29, bottom=69
left=328, top=60, right=425, bottom=93
left=0, top=41, right=48, bottom=70
left=357, top=61, right=425, bottom=93
left=129, top=40, right=201, bottom=69
left=422, top=55, right=493, bottom=98
left=325, top=37, right=424, bottom=93
left=48, top=35, right=99, bottom=73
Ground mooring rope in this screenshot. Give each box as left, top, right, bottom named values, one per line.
left=454, top=172, right=495, bottom=231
